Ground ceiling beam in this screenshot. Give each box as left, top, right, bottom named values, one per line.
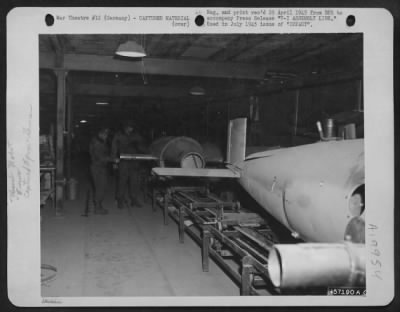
left=73, top=84, right=192, bottom=98
left=40, top=82, right=252, bottom=100
left=258, top=70, right=362, bottom=95
left=39, top=52, right=266, bottom=80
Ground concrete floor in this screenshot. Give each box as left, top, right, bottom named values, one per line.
left=41, top=172, right=239, bottom=297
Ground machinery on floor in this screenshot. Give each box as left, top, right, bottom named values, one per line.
left=151, top=185, right=279, bottom=295
left=119, top=136, right=224, bottom=169
left=136, top=118, right=365, bottom=295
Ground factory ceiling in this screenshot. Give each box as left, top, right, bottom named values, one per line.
left=39, top=33, right=362, bottom=131
left=39, top=33, right=362, bottom=91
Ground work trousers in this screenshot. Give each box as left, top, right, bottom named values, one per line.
left=90, top=165, right=108, bottom=204
left=117, top=160, right=140, bottom=202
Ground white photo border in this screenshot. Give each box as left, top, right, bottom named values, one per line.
left=6, top=7, right=394, bottom=307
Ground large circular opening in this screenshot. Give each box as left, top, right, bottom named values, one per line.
left=348, top=184, right=365, bottom=217
left=268, top=248, right=283, bottom=288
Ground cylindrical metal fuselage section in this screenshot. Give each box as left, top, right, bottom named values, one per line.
left=150, top=136, right=205, bottom=168
left=268, top=243, right=365, bottom=289
left=238, top=139, right=364, bottom=242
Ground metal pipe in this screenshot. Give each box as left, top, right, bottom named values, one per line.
left=233, top=237, right=268, bottom=264
left=268, top=243, right=365, bottom=289
left=234, top=226, right=274, bottom=251
left=316, top=121, right=325, bottom=140
left=323, top=118, right=336, bottom=139
left=120, top=153, right=158, bottom=161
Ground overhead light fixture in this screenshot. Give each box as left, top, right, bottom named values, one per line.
left=96, top=102, right=109, bottom=105
left=80, top=119, right=88, bottom=124
left=116, top=40, right=146, bottom=58
left=189, top=86, right=206, bottom=96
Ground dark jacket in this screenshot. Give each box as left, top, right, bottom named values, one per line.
left=111, top=131, right=146, bottom=159
left=89, top=137, right=112, bottom=166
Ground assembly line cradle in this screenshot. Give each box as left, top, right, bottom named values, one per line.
left=152, top=185, right=279, bottom=296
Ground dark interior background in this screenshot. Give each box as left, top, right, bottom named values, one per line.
left=39, top=33, right=363, bottom=155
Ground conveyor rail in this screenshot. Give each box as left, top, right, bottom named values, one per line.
left=153, top=185, right=278, bottom=295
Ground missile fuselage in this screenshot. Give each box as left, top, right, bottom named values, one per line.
left=151, top=118, right=365, bottom=244
left=151, top=118, right=366, bottom=289
left=237, top=139, right=364, bottom=242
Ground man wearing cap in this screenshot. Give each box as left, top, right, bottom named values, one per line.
left=112, top=120, right=146, bottom=209
left=89, top=127, right=113, bottom=214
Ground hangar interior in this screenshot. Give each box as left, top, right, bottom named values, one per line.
left=39, top=34, right=365, bottom=296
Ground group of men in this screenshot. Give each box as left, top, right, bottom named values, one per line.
left=89, top=120, right=146, bottom=214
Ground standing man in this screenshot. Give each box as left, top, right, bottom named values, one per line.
left=89, top=126, right=114, bottom=214
left=112, top=120, right=146, bottom=209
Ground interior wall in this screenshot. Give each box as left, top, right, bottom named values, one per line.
left=258, top=79, right=362, bottom=147
left=40, top=78, right=363, bottom=156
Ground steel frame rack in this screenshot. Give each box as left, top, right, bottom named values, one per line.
left=153, top=185, right=279, bottom=296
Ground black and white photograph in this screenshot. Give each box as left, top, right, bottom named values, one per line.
left=6, top=7, right=394, bottom=307
left=38, top=32, right=365, bottom=297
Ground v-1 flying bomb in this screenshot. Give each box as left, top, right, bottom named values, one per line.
left=152, top=118, right=365, bottom=290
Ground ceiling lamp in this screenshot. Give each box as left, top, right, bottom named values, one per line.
left=115, top=40, right=146, bottom=58
left=189, top=86, right=206, bottom=96
left=79, top=119, right=88, bottom=123
left=96, top=102, right=109, bottom=105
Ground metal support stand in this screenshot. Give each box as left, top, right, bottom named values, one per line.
left=202, top=227, right=211, bottom=272
left=179, top=205, right=185, bottom=243
left=241, top=255, right=253, bottom=296
left=152, top=187, right=157, bottom=212
left=163, top=193, right=169, bottom=225
left=54, top=69, right=68, bottom=215
left=151, top=184, right=276, bottom=295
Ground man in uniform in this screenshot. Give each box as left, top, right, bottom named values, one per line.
left=112, top=120, right=146, bottom=209
left=89, top=126, right=114, bottom=214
